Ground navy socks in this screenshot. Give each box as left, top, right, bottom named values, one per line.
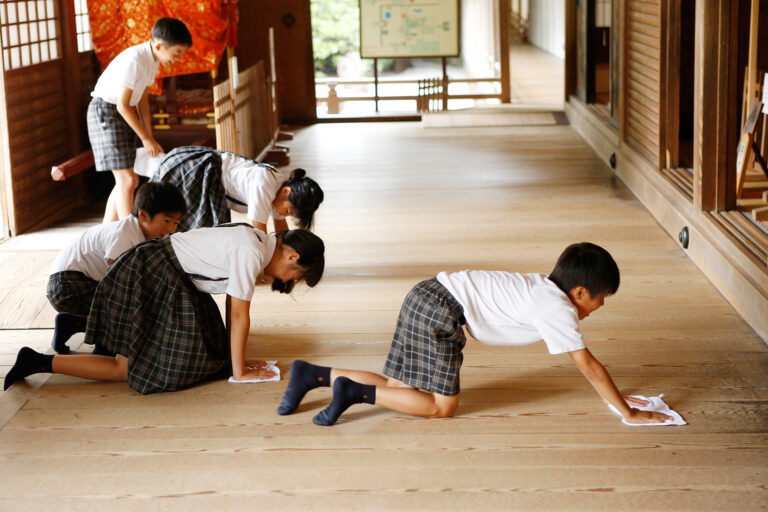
left=4, top=347, right=54, bottom=390
left=277, top=360, right=331, bottom=415
left=313, top=377, right=376, bottom=426
left=52, top=313, right=87, bottom=354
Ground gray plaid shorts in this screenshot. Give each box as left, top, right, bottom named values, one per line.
left=382, top=278, right=466, bottom=396
left=46, top=270, right=98, bottom=316
left=87, top=97, right=137, bottom=171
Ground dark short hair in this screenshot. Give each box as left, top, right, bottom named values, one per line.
left=280, top=168, right=324, bottom=230
left=270, top=229, right=325, bottom=293
left=132, top=181, right=187, bottom=219
left=152, top=18, right=193, bottom=47
left=548, top=242, right=620, bottom=297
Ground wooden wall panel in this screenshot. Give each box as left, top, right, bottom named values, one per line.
left=625, top=0, right=662, bottom=164
left=4, top=60, right=86, bottom=233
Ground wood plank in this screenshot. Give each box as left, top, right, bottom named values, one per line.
left=1, top=122, right=767, bottom=511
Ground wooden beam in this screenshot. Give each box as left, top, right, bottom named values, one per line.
left=498, top=0, right=511, bottom=103
left=663, top=0, right=681, bottom=170
left=50, top=150, right=94, bottom=181
left=564, top=0, right=577, bottom=101
left=693, top=0, right=739, bottom=211
left=57, top=0, right=83, bottom=156
left=0, top=50, right=14, bottom=236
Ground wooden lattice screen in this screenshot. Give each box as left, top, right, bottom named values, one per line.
left=213, top=61, right=278, bottom=160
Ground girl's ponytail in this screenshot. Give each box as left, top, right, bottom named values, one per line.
left=280, top=169, right=323, bottom=229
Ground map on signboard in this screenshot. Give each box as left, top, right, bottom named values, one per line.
left=360, top=0, right=459, bottom=58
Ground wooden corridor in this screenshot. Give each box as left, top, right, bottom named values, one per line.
left=0, top=122, right=766, bottom=511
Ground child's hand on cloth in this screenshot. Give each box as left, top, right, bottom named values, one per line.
left=624, top=408, right=671, bottom=424
left=233, top=368, right=277, bottom=382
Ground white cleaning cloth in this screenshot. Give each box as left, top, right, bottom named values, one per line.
left=607, top=394, right=686, bottom=426
left=228, top=361, right=280, bottom=383
left=133, top=148, right=166, bottom=178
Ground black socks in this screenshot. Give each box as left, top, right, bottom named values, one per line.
left=277, top=360, right=332, bottom=415
left=52, top=313, right=87, bottom=354
left=313, top=377, right=376, bottom=426
left=3, top=347, right=54, bottom=390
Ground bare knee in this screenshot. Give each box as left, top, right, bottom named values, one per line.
left=113, top=170, right=138, bottom=191
left=111, top=355, right=128, bottom=382
left=430, top=394, right=460, bottom=418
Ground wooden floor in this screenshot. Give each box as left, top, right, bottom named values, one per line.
left=0, top=122, right=766, bottom=511
left=508, top=42, right=564, bottom=108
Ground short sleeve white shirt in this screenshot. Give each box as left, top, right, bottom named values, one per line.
left=219, top=152, right=285, bottom=224
left=50, top=215, right=146, bottom=281
left=170, top=225, right=276, bottom=301
left=436, top=270, right=585, bottom=354
left=91, top=42, right=160, bottom=106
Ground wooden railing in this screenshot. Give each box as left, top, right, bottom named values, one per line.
left=316, top=77, right=503, bottom=115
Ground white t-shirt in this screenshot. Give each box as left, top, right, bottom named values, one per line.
left=219, top=152, right=286, bottom=224
left=50, top=216, right=145, bottom=281
left=91, top=42, right=160, bottom=107
left=436, top=270, right=585, bottom=355
left=170, top=225, right=276, bottom=301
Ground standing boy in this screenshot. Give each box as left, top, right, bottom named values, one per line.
left=88, top=17, right=192, bottom=222
left=278, top=242, right=672, bottom=426
left=47, top=181, right=187, bottom=354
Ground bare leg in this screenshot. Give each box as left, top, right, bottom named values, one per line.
left=52, top=354, right=128, bottom=382
left=314, top=372, right=460, bottom=425
left=330, top=368, right=390, bottom=387
left=374, top=386, right=459, bottom=418
left=104, top=168, right=139, bottom=222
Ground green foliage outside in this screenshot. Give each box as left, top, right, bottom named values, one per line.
left=311, top=0, right=361, bottom=77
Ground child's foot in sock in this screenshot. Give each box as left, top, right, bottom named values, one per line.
left=277, top=360, right=331, bottom=415
left=313, top=377, right=375, bottom=426
left=4, top=347, right=54, bottom=390
left=51, top=313, right=87, bottom=354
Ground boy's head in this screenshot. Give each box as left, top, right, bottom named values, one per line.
left=132, top=181, right=187, bottom=239
left=151, top=18, right=192, bottom=66
left=548, top=242, right=620, bottom=319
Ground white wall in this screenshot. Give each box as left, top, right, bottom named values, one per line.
left=461, top=0, right=498, bottom=78
left=527, top=0, right=565, bottom=59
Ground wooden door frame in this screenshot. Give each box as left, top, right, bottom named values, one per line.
left=0, top=48, right=14, bottom=238
left=662, top=0, right=681, bottom=170
left=693, top=0, right=739, bottom=211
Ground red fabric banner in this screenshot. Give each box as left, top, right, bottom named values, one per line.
left=88, top=0, right=238, bottom=94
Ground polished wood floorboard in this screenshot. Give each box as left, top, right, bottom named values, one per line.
left=0, top=123, right=766, bottom=511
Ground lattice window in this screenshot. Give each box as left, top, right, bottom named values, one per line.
left=73, top=0, right=91, bottom=52
left=0, top=1, right=61, bottom=71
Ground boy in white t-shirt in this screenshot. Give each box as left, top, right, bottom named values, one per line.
left=47, top=181, right=186, bottom=354
left=278, top=242, right=672, bottom=426
left=87, top=17, right=191, bottom=223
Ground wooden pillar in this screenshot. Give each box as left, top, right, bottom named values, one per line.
left=565, top=0, right=577, bottom=102
left=663, top=0, right=681, bottom=169
left=57, top=0, right=83, bottom=155
left=499, top=0, right=511, bottom=103
left=0, top=48, right=14, bottom=236
left=693, top=0, right=739, bottom=211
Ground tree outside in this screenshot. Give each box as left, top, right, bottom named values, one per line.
left=311, top=0, right=362, bottom=77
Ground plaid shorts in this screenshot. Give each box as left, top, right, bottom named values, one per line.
left=382, top=278, right=467, bottom=396
left=87, top=97, right=137, bottom=171
left=84, top=236, right=231, bottom=394
left=46, top=271, right=99, bottom=316
left=154, top=146, right=231, bottom=232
